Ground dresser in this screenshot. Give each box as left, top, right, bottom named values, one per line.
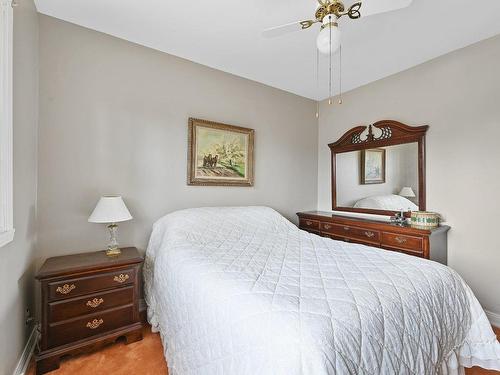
left=297, top=211, right=450, bottom=264
left=35, top=247, right=143, bottom=375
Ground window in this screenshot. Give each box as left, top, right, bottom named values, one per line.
left=0, top=1, right=14, bottom=247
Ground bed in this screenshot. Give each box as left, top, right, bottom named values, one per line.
left=144, top=206, right=500, bottom=375
left=353, top=194, right=419, bottom=211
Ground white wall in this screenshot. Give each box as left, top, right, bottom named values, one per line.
left=0, top=1, right=39, bottom=374
left=318, top=34, right=500, bottom=316
left=37, top=15, right=318, bottom=261
left=336, top=143, right=419, bottom=207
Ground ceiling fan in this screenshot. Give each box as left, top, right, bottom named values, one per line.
left=263, top=0, right=413, bottom=55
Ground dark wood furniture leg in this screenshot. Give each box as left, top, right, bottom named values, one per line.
left=36, top=356, right=60, bottom=375
left=125, top=328, right=143, bottom=344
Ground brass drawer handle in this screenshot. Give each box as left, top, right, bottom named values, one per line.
left=343, top=226, right=350, bottom=231
left=305, top=220, right=313, bottom=226
left=56, top=284, right=76, bottom=295
left=323, top=224, right=332, bottom=230
left=365, top=231, right=375, bottom=238
left=86, top=298, right=104, bottom=308
left=113, top=274, right=129, bottom=283
left=86, top=318, right=104, bottom=329
left=395, top=236, right=408, bottom=244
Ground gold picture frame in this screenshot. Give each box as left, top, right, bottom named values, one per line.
left=360, top=148, right=386, bottom=185
left=187, top=118, right=254, bottom=186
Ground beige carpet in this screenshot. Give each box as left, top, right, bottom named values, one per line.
left=28, top=326, right=500, bottom=374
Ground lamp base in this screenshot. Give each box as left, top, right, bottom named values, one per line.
left=106, top=247, right=122, bottom=257
left=106, top=223, right=121, bottom=257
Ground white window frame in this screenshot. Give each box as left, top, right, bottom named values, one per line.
left=0, top=0, right=14, bottom=247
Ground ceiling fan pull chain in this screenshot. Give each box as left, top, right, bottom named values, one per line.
left=328, top=15, right=333, bottom=105
left=339, top=44, right=343, bottom=105
left=316, top=49, right=320, bottom=118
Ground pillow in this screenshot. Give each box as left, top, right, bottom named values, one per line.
left=353, top=194, right=419, bottom=211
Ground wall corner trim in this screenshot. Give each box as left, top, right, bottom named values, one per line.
left=0, top=227, right=14, bottom=247
left=12, top=325, right=39, bottom=375
left=485, top=310, right=500, bottom=329
left=0, top=0, right=14, bottom=242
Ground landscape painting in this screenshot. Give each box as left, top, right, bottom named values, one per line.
left=360, top=148, right=386, bottom=184
left=188, top=118, right=254, bottom=186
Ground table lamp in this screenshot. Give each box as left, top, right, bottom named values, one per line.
left=399, top=187, right=416, bottom=198
left=88, top=195, right=132, bottom=256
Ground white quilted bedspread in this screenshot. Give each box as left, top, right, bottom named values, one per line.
left=144, top=207, right=500, bottom=375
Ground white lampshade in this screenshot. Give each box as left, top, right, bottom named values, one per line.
left=399, top=187, right=416, bottom=198
left=88, top=196, right=133, bottom=224
left=317, top=16, right=341, bottom=55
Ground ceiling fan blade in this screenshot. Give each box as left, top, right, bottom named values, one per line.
left=262, top=20, right=318, bottom=38
left=346, top=2, right=362, bottom=19
left=359, top=0, right=413, bottom=17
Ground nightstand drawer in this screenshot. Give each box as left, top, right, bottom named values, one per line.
left=49, top=286, right=134, bottom=322
left=47, top=305, right=134, bottom=348
left=381, top=232, right=423, bottom=252
left=48, top=268, right=135, bottom=301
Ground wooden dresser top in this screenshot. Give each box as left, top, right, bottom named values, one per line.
left=36, top=247, right=143, bottom=280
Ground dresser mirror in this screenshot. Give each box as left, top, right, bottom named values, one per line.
left=330, top=120, right=428, bottom=217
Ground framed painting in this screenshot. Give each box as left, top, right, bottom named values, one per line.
left=187, top=118, right=254, bottom=186
left=360, top=148, right=386, bottom=184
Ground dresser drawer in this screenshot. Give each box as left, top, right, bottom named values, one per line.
left=49, top=286, right=134, bottom=322
left=381, top=232, right=423, bottom=253
left=299, top=218, right=320, bottom=231
left=48, top=269, right=135, bottom=301
left=47, top=304, right=134, bottom=348
left=398, top=249, right=425, bottom=258
left=324, top=233, right=379, bottom=247
left=321, top=223, right=380, bottom=244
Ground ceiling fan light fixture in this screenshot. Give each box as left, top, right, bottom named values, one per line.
left=261, top=0, right=414, bottom=105
left=317, top=18, right=340, bottom=55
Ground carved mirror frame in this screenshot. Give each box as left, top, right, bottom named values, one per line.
left=329, top=120, right=429, bottom=217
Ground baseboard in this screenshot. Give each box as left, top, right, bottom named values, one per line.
left=485, top=310, right=500, bottom=329
left=13, top=324, right=39, bottom=375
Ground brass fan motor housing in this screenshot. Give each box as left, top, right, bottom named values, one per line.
left=297, top=0, right=362, bottom=31
left=315, top=0, right=346, bottom=21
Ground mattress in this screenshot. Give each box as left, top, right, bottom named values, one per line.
left=144, top=206, right=500, bottom=375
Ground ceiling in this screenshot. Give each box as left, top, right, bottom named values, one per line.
left=34, top=0, right=500, bottom=100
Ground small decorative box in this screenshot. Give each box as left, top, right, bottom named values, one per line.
left=411, top=211, right=440, bottom=228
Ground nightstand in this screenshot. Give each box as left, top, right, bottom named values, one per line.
left=35, top=247, right=143, bottom=375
